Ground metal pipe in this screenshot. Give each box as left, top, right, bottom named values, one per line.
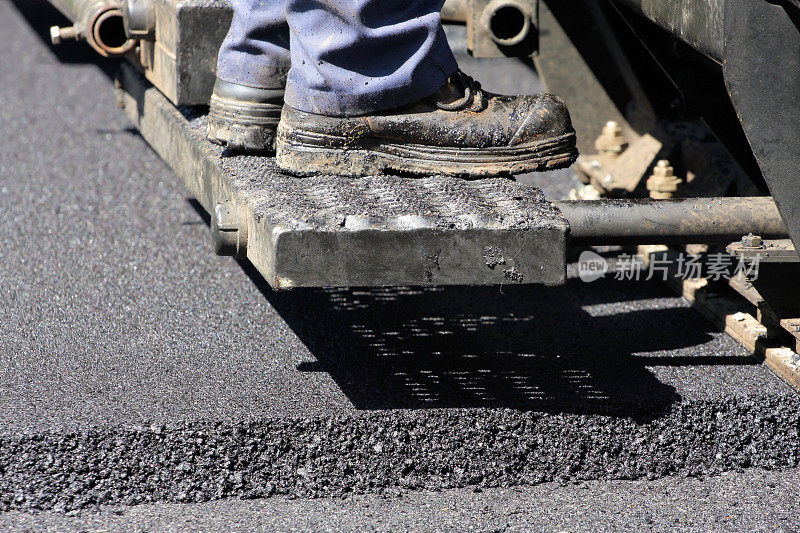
left=49, top=0, right=136, bottom=57
left=554, top=197, right=787, bottom=245
left=481, top=0, right=532, bottom=47
left=442, top=0, right=534, bottom=47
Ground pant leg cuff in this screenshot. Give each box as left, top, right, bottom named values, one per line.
left=284, top=56, right=459, bottom=116
left=216, top=60, right=291, bottom=90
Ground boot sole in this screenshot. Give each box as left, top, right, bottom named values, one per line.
left=206, top=94, right=282, bottom=154
left=275, top=130, right=578, bottom=177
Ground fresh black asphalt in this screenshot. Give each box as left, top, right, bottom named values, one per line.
left=1, top=0, right=798, bottom=528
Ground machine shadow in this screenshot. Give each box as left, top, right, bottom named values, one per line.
left=186, top=199, right=754, bottom=421
left=241, top=261, right=719, bottom=422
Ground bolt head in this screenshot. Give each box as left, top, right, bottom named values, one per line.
left=652, top=160, right=674, bottom=178
left=594, top=120, right=628, bottom=156
left=50, top=26, right=62, bottom=45
left=602, top=121, right=621, bottom=135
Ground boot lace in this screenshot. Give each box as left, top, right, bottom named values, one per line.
left=436, top=71, right=486, bottom=112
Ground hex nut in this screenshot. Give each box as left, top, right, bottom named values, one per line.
left=740, top=233, right=764, bottom=249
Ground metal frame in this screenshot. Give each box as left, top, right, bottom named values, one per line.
left=117, top=64, right=569, bottom=289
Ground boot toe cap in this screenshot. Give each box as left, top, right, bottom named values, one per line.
left=510, top=93, right=573, bottom=145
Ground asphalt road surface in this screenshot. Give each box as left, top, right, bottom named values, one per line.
left=1, top=1, right=799, bottom=530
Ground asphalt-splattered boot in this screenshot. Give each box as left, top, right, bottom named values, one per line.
left=207, top=0, right=290, bottom=154
left=206, top=77, right=284, bottom=154
left=276, top=71, right=577, bottom=177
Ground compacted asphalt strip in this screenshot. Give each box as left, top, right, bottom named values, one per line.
left=1, top=0, right=799, bottom=529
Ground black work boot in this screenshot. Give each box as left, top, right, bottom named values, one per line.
left=206, top=77, right=284, bottom=154
left=275, top=71, right=577, bottom=177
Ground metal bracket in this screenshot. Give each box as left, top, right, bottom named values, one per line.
left=723, top=0, right=800, bottom=252
left=727, top=238, right=800, bottom=264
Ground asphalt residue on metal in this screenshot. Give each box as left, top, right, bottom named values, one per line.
left=3, top=0, right=799, bottom=518
left=182, top=111, right=567, bottom=232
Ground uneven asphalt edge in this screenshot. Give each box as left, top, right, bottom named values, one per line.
left=3, top=397, right=800, bottom=512
left=3, top=0, right=800, bottom=520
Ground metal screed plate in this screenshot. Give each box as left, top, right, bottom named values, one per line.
left=118, top=64, right=568, bottom=289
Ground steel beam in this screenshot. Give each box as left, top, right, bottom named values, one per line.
left=613, top=0, right=724, bottom=62
left=723, top=0, right=800, bottom=253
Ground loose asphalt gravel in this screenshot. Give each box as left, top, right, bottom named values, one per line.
left=1, top=0, right=800, bottom=529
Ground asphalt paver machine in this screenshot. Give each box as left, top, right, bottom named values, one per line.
left=44, top=0, right=800, bottom=340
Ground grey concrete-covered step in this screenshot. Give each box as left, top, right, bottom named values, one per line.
left=119, top=64, right=569, bottom=289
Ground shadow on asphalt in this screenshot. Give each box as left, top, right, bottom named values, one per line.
left=257, top=277, right=696, bottom=414
left=189, top=200, right=754, bottom=422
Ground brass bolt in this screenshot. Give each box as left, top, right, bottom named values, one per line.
left=647, top=159, right=683, bottom=199
left=653, top=160, right=673, bottom=177
left=594, top=121, right=628, bottom=160
left=50, top=25, right=81, bottom=45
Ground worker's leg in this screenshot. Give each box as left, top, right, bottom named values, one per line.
left=207, top=0, right=290, bottom=153
left=276, top=0, right=577, bottom=177
left=282, top=0, right=457, bottom=116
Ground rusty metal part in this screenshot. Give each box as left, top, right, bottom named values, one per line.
left=556, top=197, right=787, bottom=245
left=480, top=0, right=532, bottom=47
left=48, top=0, right=136, bottom=57
left=442, top=0, right=537, bottom=57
